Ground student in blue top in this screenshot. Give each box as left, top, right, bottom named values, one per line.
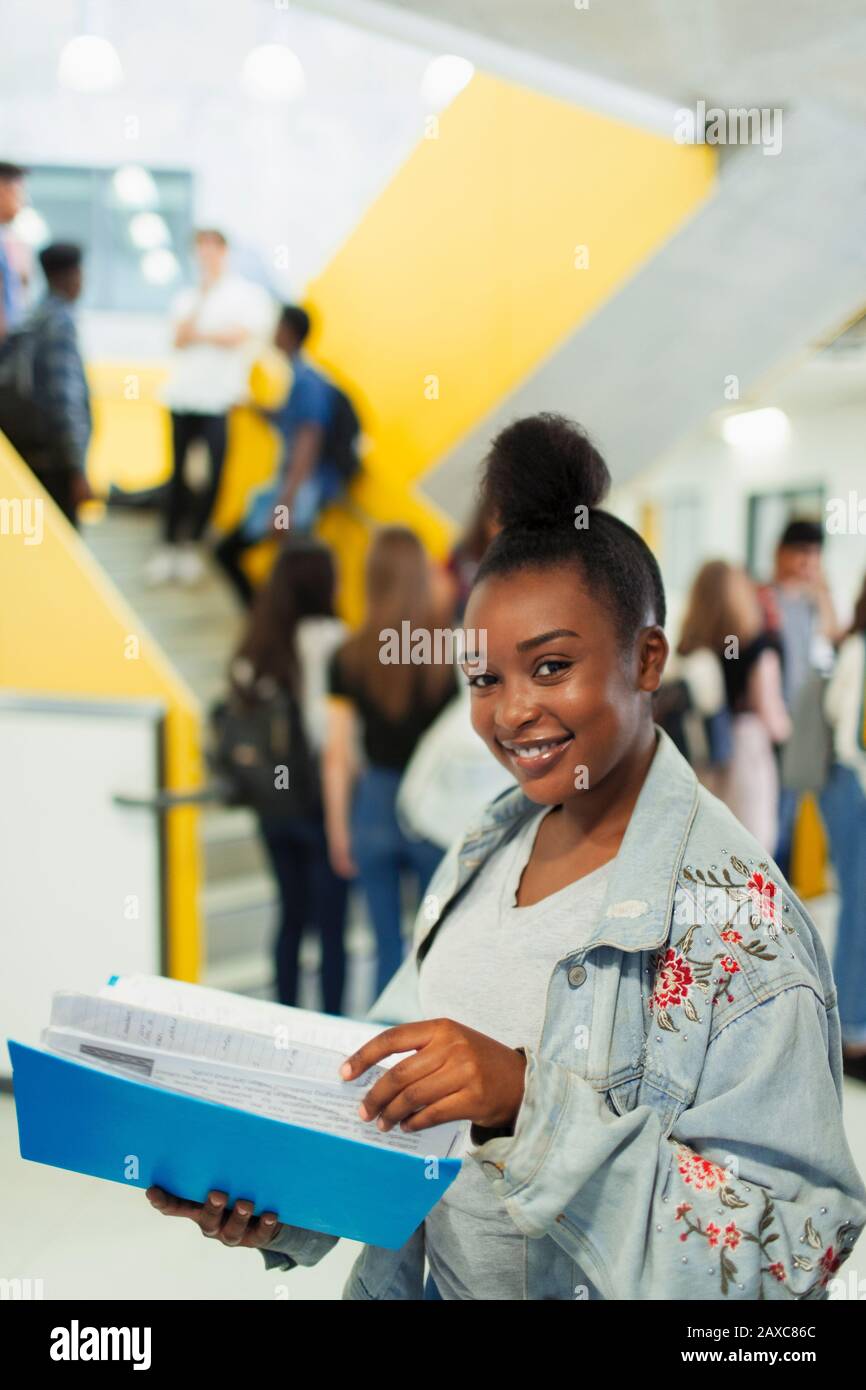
left=0, top=161, right=27, bottom=339
left=215, top=304, right=344, bottom=606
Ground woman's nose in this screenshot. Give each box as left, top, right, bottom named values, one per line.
left=493, top=682, right=541, bottom=736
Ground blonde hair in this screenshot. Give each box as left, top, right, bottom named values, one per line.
left=677, top=560, right=763, bottom=656
left=336, top=527, right=453, bottom=720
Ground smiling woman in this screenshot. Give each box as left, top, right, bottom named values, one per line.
left=149, top=413, right=866, bottom=1302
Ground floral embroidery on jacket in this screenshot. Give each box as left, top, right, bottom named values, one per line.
left=649, top=856, right=794, bottom=1029
left=673, top=1144, right=858, bottom=1298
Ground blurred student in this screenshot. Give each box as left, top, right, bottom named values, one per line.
left=678, top=561, right=795, bottom=845
left=679, top=560, right=790, bottom=850
left=147, top=229, right=273, bottom=587
left=0, top=161, right=27, bottom=338
left=215, top=305, right=349, bottom=607
left=323, top=528, right=456, bottom=996
left=821, top=574, right=866, bottom=1083
left=0, top=242, right=92, bottom=525
left=220, top=540, right=349, bottom=1012
left=664, top=566, right=731, bottom=794
left=442, top=493, right=501, bottom=621
left=760, top=518, right=842, bottom=874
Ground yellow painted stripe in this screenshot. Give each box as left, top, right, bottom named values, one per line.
left=0, top=435, right=203, bottom=981
left=306, top=72, right=716, bottom=510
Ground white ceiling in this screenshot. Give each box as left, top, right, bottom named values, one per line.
left=361, top=0, right=866, bottom=124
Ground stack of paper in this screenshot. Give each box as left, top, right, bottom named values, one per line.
left=7, top=975, right=464, bottom=1249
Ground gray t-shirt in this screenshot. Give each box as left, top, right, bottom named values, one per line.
left=419, top=806, right=614, bottom=1300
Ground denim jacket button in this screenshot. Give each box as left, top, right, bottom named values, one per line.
left=567, top=964, right=587, bottom=988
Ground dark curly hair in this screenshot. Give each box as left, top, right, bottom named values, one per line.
left=473, top=413, right=666, bottom=645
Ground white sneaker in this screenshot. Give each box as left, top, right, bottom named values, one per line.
left=144, top=547, right=179, bottom=586
left=175, top=545, right=205, bottom=586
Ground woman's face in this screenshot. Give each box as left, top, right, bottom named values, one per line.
left=463, top=566, right=666, bottom=806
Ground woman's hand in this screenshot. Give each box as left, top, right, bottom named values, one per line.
left=340, top=1019, right=527, bottom=1133
left=327, top=821, right=358, bottom=879
left=145, top=1187, right=283, bottom=1249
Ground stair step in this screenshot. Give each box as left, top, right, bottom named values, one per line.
left=204, top=833, right=268, bottom=883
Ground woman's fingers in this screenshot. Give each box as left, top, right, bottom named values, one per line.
left=197, top=1190, right=229, bottom=1237
left=374, top=1060, right=462, bottom=1130
left=146, top=1185, right=207, bottom=1221
left=146, top=1186, right=280, bottom=1249
left=396, top=1090, right=474, bottom=1134
left=218, top=1197, right=254, bottom=1245
left=242, top=1212, right=281, bottom=1248
left=358, top=1048, right=450, bottom=1123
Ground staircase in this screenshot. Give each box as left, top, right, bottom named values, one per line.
left=85, top=507, right=377, bottom=1013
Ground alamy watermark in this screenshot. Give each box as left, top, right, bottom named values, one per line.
left=0, top=496, right=43, bottom=545
left=379, top=621, right=487, bottom=669
left=675, top=101, right=783, bottom=157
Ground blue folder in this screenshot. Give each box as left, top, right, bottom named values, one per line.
left=7, top=1040, right=462, bottom=1250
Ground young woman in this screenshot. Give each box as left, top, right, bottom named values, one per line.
left=821, top=573, right=866, bottom=1083
left=677, top=559, right=791, bottom=852
left=226, top=539, right=348, bottom=1012
left=148, top=415, right=866, bottom=1300
left=323, top=526, right=456, bottom=997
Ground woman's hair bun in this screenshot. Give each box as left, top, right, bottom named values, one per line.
left=479, top=413, right=610, bottom=533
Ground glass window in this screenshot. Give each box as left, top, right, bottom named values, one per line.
left=23, top=164, right=194, bottom=312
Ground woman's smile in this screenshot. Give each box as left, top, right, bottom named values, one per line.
left=496, top=731, right=575, bottom=778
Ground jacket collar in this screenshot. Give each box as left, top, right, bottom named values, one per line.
left=419, top=726, right=699, bottom=959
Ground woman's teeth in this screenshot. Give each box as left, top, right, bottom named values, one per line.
left=503, top=736, right=571, bottom=760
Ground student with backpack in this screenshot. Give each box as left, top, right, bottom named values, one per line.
left=210, top=539, right=349, bottom=1012
left=148, top=415, right=866, bottom=1300
left=214, top=304, right=359, bottom=607
left=0, top=242, right=93, bottom=525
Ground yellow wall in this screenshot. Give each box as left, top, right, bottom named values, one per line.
left=0, top=435, right=202, bottom=979
left=306, top=72, right=715, bottom=513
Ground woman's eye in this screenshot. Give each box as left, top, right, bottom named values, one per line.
left=466, top=671, right=496, bottom=689
left=535, top=659, right=570, bottom=678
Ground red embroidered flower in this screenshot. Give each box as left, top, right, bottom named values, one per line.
left=650, top=948, right=694, bottom=1012
left=706, top=1222, right=721, bottom=1247
left=768, top=1262, right=787, bottom=1282
left=675, top=1202, right=692, bottom=1220
left=724, top=1222, right=741, bottom=1250
left=676, top=1146, right=730, bottom=1192
left=819, top=1247, right=841, bottom=1285
left=746, top=871, right=777, bottom=923
left=719, top=955, right=741, bottom=975
left=720, top=929, right=743, bottom=944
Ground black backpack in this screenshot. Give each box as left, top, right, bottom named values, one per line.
left=325, top=384, right=361, bottom=481
left=0, top=322, right=49, bottom=451
left=208, top=684, right=320, bottom=819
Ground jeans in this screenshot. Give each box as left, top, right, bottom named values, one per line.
left=820, top=762, right=866, bottom=1046
left=165, top=411, right=228, bottom=543
left=215, top=460, right=344, bottom=607
left=775, top=784, right=799, bottom=880
left=214, top=523, right=257, bottom=607
left=351, top=766, right=444, bottom=999
left=423, top=1272, right=443, bottom=1300
left=258, top=813, right=349, bottom=1014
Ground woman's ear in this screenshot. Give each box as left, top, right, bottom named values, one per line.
left=636, top=626, right=669, bottom=693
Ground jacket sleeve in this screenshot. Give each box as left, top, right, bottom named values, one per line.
left=469, top=983, right=866, bottom=1299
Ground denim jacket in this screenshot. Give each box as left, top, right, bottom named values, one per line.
left=262, top=728, right=866, bottom=1299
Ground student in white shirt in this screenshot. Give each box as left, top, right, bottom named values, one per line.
left=146, top=228, right=274, bottom=586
